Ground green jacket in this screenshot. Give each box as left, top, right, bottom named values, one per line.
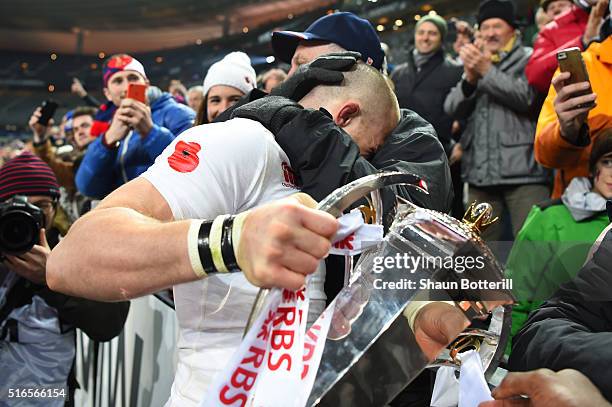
left=505, top=199, right=609, bottom=354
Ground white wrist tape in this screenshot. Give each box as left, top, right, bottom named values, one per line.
left=231, top=210, right=249, bottom=267
left=403, top=300, right=456, bottom=332
left=187, top=219, right=206, bottom=279
left=210, top=215, right=229, bottom=273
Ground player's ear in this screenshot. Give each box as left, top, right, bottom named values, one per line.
left=334, top=102, right=360, bottom=128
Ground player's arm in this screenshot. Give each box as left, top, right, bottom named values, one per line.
left=47, top=177, right=338, bottom=301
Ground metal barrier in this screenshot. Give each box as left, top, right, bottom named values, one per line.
left=74, top=294, right=178, bottom=407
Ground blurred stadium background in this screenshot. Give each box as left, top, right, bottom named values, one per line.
left=0, top=0, right=536, bottom=139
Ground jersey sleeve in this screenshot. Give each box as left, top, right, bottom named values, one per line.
left=141, top=118, right=279, bottom=220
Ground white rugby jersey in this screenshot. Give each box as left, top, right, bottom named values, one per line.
left=141, top=118, right=326, bottom=407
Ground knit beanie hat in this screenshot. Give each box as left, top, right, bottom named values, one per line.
left=477, top=0, right=518, bottom=28
left=0, top=151, right=60, bottom=201
left=416, top=14, right=449, bottom=39
left=103, top=54, right=147, bottom=87
left=203, top=52, right=256, bottom=97
left=590, top=129, right=612, bottom=173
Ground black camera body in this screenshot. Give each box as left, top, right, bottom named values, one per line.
left=0, top=195, right=44, bottom=255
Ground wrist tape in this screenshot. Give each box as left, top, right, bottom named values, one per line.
left=187, top=215, right=242, bottom=278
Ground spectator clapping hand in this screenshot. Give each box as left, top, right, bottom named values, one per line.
left=551, top=71, right=597, bottom=142
left=460, top=42, right=492, bottom=84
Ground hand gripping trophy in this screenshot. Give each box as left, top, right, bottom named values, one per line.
left=239, top=172, right=514, bottom=407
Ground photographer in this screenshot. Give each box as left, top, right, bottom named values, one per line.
left=0, top=152, right=129, bottom=405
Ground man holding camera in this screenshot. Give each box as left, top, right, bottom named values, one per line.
left=0, top=152, right=129, bottom=404
left=76, top=54, right=195, bottom=199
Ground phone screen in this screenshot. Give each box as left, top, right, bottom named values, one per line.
left=127, top=83, right=147, bottom=103
left=38, top=100, right=58, bottom=126
left=557, top=47, right=594, bottom=108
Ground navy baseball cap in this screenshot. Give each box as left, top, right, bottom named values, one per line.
left=272, top=12, right=385, bottom=70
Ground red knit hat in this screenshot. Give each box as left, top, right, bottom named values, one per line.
left=0, top=151, right=60, bottom=201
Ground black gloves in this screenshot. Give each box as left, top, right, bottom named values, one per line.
left=271, top=51, right=362, bottom=101
left=231, top=51, right=361, bottom=134
left=231, top=96, right=304, bottom=135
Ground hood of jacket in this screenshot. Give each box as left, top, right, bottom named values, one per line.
left=561, top=177, right=607, bottom=221
left=150, top=92, right=174, bottom=112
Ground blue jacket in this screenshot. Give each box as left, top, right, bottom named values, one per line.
left=76, top=93, right=195, bottom=198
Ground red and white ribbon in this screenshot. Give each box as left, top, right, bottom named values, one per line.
left=200, top=211, right=382, bottom=406
left=329, top=210, right=383, bottom=256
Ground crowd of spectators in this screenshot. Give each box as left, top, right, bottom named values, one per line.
left=1, top=0, right=611, bottom=405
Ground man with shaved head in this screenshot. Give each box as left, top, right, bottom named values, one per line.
left=48, top=61, right=401, bottom=406
left=222, top=12, right=452, bottom=216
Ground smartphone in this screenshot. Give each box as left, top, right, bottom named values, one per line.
left=38, top=100, right=58, bottom=126
left=557, top=47, right=595, bottom=108
left=127, top=83, right=147, bottom=103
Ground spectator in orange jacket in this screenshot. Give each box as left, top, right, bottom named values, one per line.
left=534, top=32, right=612, bottom=198
left=525, top=0, right=607, bottom=94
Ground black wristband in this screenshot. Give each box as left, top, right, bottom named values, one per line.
left=221, top=216, right=240, bottom=272
left=197, top=221, right=217, bottom=274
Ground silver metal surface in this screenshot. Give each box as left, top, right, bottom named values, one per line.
left=308, top=203, right=514, bottom=406
left=240, top=172, right=513, bottom=406
left=244, top=172, right=427, bottom=335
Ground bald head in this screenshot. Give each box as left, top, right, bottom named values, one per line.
left=299, top=62, right=400, bottom=157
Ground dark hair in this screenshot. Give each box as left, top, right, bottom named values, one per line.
left=72, top=106, right=97, bottom=120
left=590, top=128, right=612, bottom=173
left=193, top=92, right=209, bottom=126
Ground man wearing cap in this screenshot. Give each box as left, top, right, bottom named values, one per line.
left=390, top=14, right=464, bottom=218
left=75, top=53, right=195, bottom=199
left=444, top=0, right=551, bottom=240
left=391, top=15, right=462, bottom=157
left=526, top=0, right=607, bottom=94
left=49, top=62, right=461, bottom=406
left=230, top=11, right=452, bottom=215
left=0, top=152, right=129, bottom=404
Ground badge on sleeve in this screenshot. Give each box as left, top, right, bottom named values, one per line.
left=168, top=141, right=201, bottom=173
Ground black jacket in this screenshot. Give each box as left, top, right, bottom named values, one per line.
left=391, top=49, right=463, bottom=155
left=508, top=225, right=612, bottom=401
left=275, top=107, right=453, bottom=215
left=219, top=89, right=452, bottom=215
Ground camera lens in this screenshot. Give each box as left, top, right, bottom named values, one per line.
left=0, top=210, right=38, bottom=254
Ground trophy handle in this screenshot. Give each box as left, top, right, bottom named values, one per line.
left=426, top=202, right=512, bottom=380
left=243, top=172, right=427, bottom=336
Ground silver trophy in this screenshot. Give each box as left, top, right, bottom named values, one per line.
left=247, top=172, right=515, bottom=406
